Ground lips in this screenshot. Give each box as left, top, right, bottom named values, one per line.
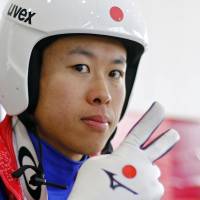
left=81, top=115, right=110, bottom=132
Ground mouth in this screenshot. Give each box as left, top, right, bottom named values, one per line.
left=81, top=115, right=111, bottom=132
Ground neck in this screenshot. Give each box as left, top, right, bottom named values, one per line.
left=36, top=127, right=83, bottom=161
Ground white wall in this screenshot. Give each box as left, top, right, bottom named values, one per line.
left=131, top=0, right=200, bottom=120
left=0, top=0, right=7, bottom=17
left=0, top=0, right=7, bottom=121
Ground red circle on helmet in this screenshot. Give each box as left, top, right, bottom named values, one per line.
left=110, top=6, right=124, bottom=22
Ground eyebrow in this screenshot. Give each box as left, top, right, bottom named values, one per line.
left=68, top=47, right=127, bottom=64
left=113, top=57, right=127, bottom=65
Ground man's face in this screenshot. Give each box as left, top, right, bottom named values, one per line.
left=34, top=35, right=127, bottom=160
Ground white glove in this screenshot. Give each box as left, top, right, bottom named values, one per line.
left=68, top=102, right=180, bottom=200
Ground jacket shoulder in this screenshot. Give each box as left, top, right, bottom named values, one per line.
left=0, top=115, right=12, bottom=139
left=0, top=116, right=23, bottom=200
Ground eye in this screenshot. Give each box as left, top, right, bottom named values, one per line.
left=109, top=70, right=124, bottom=79
left=74, top=64, right=90, bottom=73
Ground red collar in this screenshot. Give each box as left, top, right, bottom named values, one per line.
left=0, top=116, right=23, bottom=199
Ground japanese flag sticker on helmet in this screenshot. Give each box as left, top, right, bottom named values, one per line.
left=110, top=6, right=124, bottom=22
left=0, top=0, right=148, bottom=115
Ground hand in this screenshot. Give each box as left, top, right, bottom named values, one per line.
left=68, top=102, right=180, bottom=200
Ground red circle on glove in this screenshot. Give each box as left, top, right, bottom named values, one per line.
left=110, top=6, right=124, bottom=22
left=122, top=165, right=137, bottom=179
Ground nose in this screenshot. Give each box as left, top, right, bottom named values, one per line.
left=86, top=79, right=112, bottom=106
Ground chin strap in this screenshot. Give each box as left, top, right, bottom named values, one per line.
left=12, top=164, right=67, bottom=189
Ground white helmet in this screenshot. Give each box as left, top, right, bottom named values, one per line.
left=0, top=0, right=147, bottom=116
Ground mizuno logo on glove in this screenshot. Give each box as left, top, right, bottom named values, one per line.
left=7, top=4, right=36, bottom=25
left=103, top=169, right=138, bottom=195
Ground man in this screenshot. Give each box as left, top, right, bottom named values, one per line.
left=0, top=0, right=179, bottom=199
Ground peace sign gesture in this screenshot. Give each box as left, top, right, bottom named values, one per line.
left=68, top=102, right=180, bottom=200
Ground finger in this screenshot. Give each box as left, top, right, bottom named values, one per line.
left=123, top=102, right=165, bottom=147
left=144, top=129, right=180, bottom=162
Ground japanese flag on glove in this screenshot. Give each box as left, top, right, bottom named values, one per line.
left=68, top=102, right=180, bottom=200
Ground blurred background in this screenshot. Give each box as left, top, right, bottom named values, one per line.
left=0, top=0, right=200, bottom=199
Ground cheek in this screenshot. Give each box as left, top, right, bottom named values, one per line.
left=37, top=74, right=84, bottom=121
left=35, top=75, right=85, bottom=138
left=42, top=74, right=82, bottom=103
left=112, top=84, right=126, bottom=111
left=109, top=83, right=126, bottom=128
